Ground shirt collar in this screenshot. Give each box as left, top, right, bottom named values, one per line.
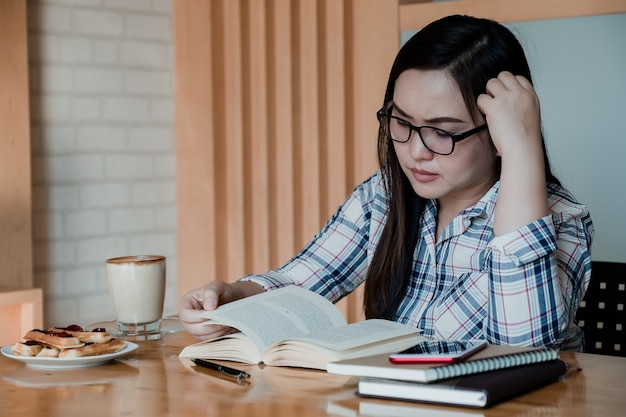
left=424, top=181, right=499, bottom=219
left=422, top=181, right=499, bottom=242
left=459, top=181, right=499, bottom=221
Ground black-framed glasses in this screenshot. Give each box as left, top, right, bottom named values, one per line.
left=377, top=102, right=488, bottom=155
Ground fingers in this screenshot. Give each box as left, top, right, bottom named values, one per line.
left=200, top=285, right=221, bottom=310
left=177, top=282, right=236, bottom=341
left=514, top=74, right=533, bottom=90
left=484, top=71, right=532, bottom=95
left=478, top=71, right=538, bottom=112
left=476, top=71, right=542, bottom=158
left=176, top=280, right=265, bottom=341
left=178, top=283, right=223, bottom=318
left=479, top=72, right=535, bottom=115
left=182, top=322, right=234, bottom=342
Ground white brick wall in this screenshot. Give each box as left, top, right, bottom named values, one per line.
left=28, top=0, right=178, bottom=328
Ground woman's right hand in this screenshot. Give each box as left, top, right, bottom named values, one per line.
left=177, top=280, right=265, bottom=341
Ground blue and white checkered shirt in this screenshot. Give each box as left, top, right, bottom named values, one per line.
left=242, top=171, right=594, bottom=351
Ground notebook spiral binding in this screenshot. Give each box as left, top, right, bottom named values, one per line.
left=432, top=349, right=559, bottom=380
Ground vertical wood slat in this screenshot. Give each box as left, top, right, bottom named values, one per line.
left=0, top=0, right=33, bottom=289
left=175, top=0, right=399, bottom=322
left=218, top=0, right=246, bottom=280
left=268, top=0, right=296, bottom=268
left=319, top=0, right=347, bottom=228
left=242, top=0, right=270, bottom=272
left=174, top=0, right=218, bottom=293
left=293, top=0, right=321, bottom=247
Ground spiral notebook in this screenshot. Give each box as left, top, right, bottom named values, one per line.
left=326, top=344, right=559, bottom=383
left=356, top=359, right=569, bottom=408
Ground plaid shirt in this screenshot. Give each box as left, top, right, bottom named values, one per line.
left=242, top=171, right=594, bottom=351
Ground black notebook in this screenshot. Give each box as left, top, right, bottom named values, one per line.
left=357, top=359, right=569, bottom=408
left=327, top=344, right=559, bottom=383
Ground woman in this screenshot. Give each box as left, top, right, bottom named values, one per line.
left=179, top=15, right=593, bottom=351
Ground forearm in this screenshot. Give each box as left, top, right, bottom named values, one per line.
left=478, top=71, right=548, bottom=236
left=493, top=142, right=548, bottom=236
left=239, top=245, right=369, bottom=303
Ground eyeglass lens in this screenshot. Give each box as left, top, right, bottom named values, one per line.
left=388, top=116, right=454, bottom=154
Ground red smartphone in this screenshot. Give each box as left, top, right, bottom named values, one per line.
left=389, top=340, right=488, bottom=364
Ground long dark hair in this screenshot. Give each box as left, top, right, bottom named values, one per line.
left=364, top=15, right=560, bottom=320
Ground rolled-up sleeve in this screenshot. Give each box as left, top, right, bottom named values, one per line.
left=485, top=196, right=593, bottom=350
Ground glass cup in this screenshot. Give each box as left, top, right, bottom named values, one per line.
left=106, top=255, right=166, bottom=340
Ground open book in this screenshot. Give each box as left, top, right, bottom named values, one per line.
left=178, top=286, right=424, bottom=370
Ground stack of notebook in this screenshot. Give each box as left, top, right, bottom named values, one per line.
left=326, top=344, right=569, bottom=408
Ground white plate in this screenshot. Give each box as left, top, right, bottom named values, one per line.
left=1, top=341, right=138, bottom=370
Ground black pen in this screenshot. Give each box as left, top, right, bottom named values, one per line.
left=192, top=358, right=251, bottom=379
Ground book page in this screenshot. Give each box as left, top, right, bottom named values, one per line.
left=262, top=319, right=424, bottom=369
left=200, top=286, right=347, bottom=353
left=285, top=319, right=422, bottom=351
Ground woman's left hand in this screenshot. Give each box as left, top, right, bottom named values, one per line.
left=477, top=71, right=549, bottom=235
left=477, top=71, right=542, bottom=158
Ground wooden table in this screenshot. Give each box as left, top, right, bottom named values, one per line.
left=1, top=331, right=625, bottom=417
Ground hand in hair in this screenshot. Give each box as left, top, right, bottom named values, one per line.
left=477, top=71, right=548, bottom=235
left=477, top=71, right=543, bottom=158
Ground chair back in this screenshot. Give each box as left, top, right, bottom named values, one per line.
left=576, top=261, right=626, bottom=356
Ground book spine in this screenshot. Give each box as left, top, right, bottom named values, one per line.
left=433, top=349, right=559, bottom=380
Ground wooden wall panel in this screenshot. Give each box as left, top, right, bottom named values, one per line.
left=0, top=0, right=33, bottom=290
left=399, top=0, right=626, bottom=30
left=174, top=0, right=398, bottom=321
left=0, top=0, right=42, bottom=342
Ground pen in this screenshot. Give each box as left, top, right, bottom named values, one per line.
left=192, top=358, right=251, bottom=380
